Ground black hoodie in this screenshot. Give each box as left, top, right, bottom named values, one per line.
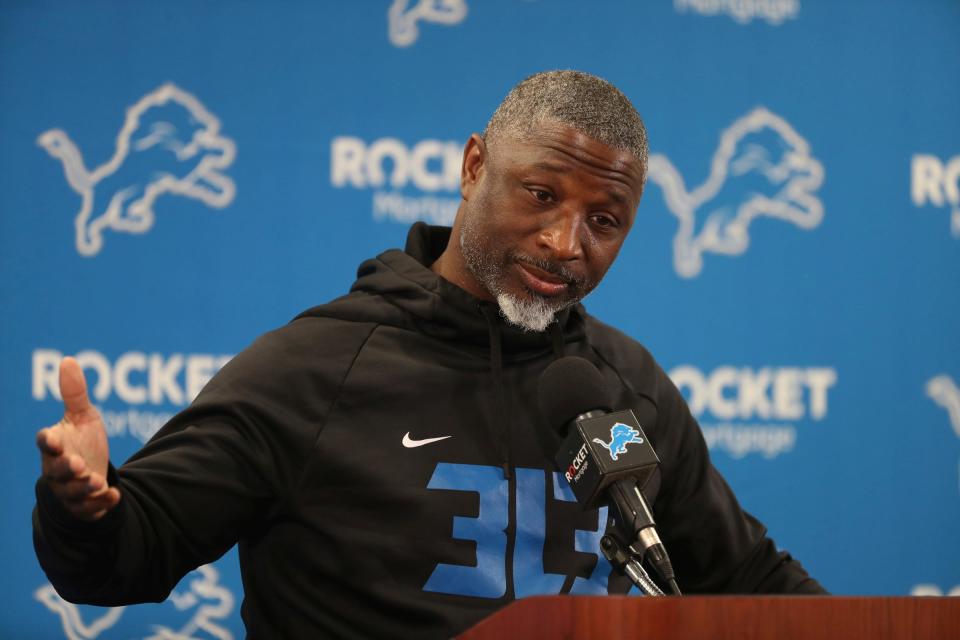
left=34, top=223, right=824, bottom=639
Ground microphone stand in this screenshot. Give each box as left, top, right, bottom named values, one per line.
left=599, top=534, right=665, bottom=596
left=607, top=479, right=683, bottom=595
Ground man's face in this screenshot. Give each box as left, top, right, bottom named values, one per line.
left=456, top=121, right=645, bottom=331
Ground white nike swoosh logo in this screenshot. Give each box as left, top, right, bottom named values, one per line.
left=402, top=432, right=452, bottom=448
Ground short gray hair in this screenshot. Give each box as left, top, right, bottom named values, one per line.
left=483, top=70, right=648, bottom=171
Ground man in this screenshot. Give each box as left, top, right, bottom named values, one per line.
left=35, top=70, right=824, bottom=639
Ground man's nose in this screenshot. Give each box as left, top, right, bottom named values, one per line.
left=537, top=211, right=584, bottom=261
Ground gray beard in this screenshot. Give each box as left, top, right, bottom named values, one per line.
left=496, top=291, right=561, bottom=333
left=460, top=222, right=573, bottom=333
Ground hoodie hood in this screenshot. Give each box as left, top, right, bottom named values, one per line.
left=300, top=222, right=586, bottom=355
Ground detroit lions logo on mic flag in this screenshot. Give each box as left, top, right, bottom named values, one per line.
left=592, top=423, right=645, bottom=461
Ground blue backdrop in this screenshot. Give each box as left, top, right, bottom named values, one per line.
left=2, top=0, right=959, bottom=637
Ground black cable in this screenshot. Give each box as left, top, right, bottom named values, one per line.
left=668, top=578, right=682, bottom=596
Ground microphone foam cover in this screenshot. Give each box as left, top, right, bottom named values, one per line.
left=538, top=356, right=613, bottom=434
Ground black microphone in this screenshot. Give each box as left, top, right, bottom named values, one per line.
left=538, top=356, right=681, bottom=595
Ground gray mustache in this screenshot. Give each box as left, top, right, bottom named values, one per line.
left=511, top=252, right=586, bottom=288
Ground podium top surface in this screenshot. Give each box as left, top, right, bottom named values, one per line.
left=457, top=595, right=960, bottom=640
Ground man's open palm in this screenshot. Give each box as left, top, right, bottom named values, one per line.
left=36, top=357, right=120, bottom=521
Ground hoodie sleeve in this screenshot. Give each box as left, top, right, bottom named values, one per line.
left=33, top=316, right=377, bottom=605
left=33, top=410, right=277, bottom=606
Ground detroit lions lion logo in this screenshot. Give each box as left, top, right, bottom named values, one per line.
left=592, top=423, right=645, bottom=461
left=34, top=564, right=235, bottom=640
left=928, top=375, right=960, bottom=439
left=388, top=0, right=468, bottom=47
left=647, top=107, right=824, bottom=278
left=927, top=374, right=960, bottom=495
left=37, top=83, right=236, bottom=257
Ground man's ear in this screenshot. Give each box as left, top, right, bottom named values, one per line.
left=460, top=133, right=486, bottom=200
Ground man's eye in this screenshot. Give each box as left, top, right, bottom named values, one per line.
left=529, top=189, right=553, bottom=202
left=591, top=214, right=618, bottom=229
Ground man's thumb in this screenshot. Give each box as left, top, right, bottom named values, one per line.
left=60, top=356, right=93, bottom=416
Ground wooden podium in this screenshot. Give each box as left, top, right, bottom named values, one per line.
left=457, top=596, right=960, bottom=639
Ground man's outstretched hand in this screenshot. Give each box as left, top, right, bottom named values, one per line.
left=36, top=356, right=121, bottom=521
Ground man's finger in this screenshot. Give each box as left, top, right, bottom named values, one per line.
left=60, top=357, right=93, bottom=418
left=46, top=453, right=88, bottom=482
left=58, top=476, right=104, bottom=502
left=36, top=427, right=63, bottom=456
left=98, top=487, right=121, bottom=509
left=68, top=488, right=121, bottom=521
